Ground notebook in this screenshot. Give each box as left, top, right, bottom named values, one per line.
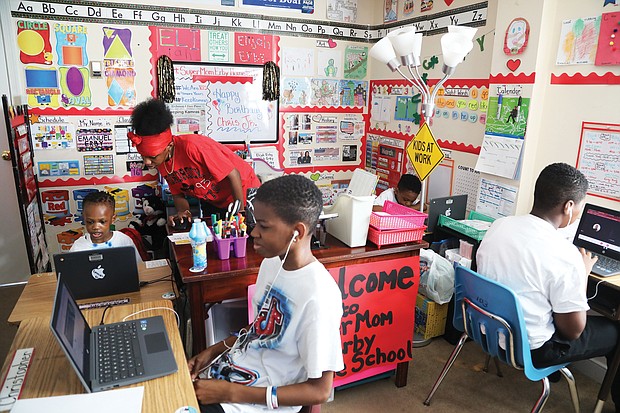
left=50, top=276, right=178, bottom=392
left=573, top=203, right=620, bottom=277
left=426, top=195, right=468, bottom=233
left=53, top=247, right=140, bottom=300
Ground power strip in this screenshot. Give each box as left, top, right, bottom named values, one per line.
left=78, top=298, right=130, bottom=310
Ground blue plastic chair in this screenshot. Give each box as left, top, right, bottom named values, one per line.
left=423, top=266, right=580, bottom=413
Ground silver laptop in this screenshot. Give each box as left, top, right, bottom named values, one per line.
left=54, top=247, right=139, bottom=300
left=573, top=203, right=620, bottom=277
left=50, top=276, right=178, bottom=392
left=426, top=195, right=468, bottom=232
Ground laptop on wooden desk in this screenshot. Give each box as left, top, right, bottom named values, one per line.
left=53, top=247, right=140, bottom=300
left=573, top=203, right=620, bottom=277
left=50, top=276, right=178, bottom=392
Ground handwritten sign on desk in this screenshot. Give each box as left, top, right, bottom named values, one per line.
left=329, top=256, right=419, bottom=385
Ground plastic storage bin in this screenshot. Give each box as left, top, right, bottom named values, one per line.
left=437, top=210, right=495, bottom=241
left=324, top=194, right=375, bottom=247
left=367, top=225, right=426, bottom=248
left=370, top=200, right=427, bottom=230
left=212, top=234, right=249, bottom=259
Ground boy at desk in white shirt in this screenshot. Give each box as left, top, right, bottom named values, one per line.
left=373, top=174, right=422, bottom=212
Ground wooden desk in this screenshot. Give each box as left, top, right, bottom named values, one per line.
left=0, top=300, right=199, bottom=412
left=171, top=233, right=427, bottom=386
left=9, top=262, right=177, bottom=324
left=586, top=273, right=620, bottom=413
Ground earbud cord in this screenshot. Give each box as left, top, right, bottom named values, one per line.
left=229, top=234, right=297, bottom=356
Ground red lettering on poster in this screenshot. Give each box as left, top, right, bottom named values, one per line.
left=234, top=32, right=278, bottom=65
left=328, top=256, right=419, bottom=384
left=153, top=27, right=201, bottom=61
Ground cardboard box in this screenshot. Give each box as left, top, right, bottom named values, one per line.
left=415, top=293, right=449, bottom=339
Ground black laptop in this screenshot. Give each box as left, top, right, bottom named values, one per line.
left=573, top=203, right=620, bottom=277
left=426, top=195, right=468, bottom=232
left=50, top=276, right=178, bottom=392
left=53, top=247, right=140, bottom=300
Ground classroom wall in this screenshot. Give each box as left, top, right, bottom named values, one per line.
left=4, top=0, right=616, bottom=259
left=492, top=0, right=620, bottom=214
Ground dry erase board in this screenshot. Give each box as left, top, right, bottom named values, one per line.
left=172, top=62, right=278, bottom=143
left=576, top=122, right=620, bottom=201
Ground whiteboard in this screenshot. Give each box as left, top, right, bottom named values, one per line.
left=172, top=62, right=279, bottom=143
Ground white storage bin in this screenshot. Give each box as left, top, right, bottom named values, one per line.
left=324, top=194, right=375, bottom=247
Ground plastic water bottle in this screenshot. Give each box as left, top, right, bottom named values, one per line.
left=189, top=218, right=207, bottom=272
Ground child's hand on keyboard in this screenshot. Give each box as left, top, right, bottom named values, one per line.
left=579, top=248, right=598, bottom=275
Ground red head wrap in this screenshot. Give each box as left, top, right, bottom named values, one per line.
left=128, top=128, right=173, bottom=157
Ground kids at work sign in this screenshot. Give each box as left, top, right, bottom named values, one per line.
left=406, top=122, right=444, bottom=181
left=328, top=256, right=419, bottom=385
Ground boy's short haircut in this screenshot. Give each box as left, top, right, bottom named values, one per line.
left=130, top=98, right=174, bottom=136
left=254, top=175, right=322, bottom=229
left=533, top=162, right=588, bottom=211
left=397, top=174, right=422, bottom=194
left=83, top=191, right=115, bottom=211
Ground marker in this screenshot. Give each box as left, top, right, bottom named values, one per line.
left=496, top=94, right=503, bottom=120
left=515, top=96, right=522, bottom=120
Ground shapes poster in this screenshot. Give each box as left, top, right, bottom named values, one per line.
left=25, top=66, right=61, bottom=107
left=54, top=23, right=88, bottom=66
left=103, top=27, right=136, bottom=106
left=59, top=67, right=92, bottom=107
left=556, top=16, right=600, bottom=65
left=17, top=20, right=52, bottom=65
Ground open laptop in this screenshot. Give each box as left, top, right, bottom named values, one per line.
left=573, top=203, right=620, bottom=277
left=53, top=247, right=140, bottom=300
left=426, top=195, right=468, bottom=232
left=50, top=276, right=178, bottom=392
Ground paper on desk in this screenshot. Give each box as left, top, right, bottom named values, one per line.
left=167, top=231, right=213, bottom=245
left=145, top=258, right=169, bottom=268
left=11, top=386, right=144, bottom=413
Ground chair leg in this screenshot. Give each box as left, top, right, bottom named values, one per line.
left=423, top=333, right=468, bottom=406
left=559, top=367, right=580, bottom=413
left=531, top=377, right=551, bottom=413
left=483, top=355, right=503, bottom=377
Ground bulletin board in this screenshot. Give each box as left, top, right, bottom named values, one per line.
left=172, top=62, right=279, bottom=143
left=576, top=122, right=620, bottom=201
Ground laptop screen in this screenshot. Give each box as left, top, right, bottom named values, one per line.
left=50, top=277, right=92, bottom=390
left=573, top=203, right=620, bottom=261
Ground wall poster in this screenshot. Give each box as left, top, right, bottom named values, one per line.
left=172, top=62, right=279, bottom=143
left=576, top=122, right=620, bottom=201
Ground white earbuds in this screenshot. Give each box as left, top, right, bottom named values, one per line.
left=292, top=230, right=300, bottom=241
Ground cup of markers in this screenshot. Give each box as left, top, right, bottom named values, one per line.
left=211, top=214, right=249, bottom=260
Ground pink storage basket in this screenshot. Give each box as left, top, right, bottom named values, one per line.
left=367, top=225, right=426, bottom=248
left=370, top=200, right=427, bottom=230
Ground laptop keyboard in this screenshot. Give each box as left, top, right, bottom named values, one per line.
left=95, top=322, right=145, bottom=383
left=593, top=255, right=620, bottom=277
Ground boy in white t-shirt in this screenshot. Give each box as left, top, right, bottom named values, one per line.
left=188, top=175, right=344, bottom=413
left=373, top=173, right=422, bottom=211
left=70, top=191, right=143, bottom=263
left=477, top=163, right=619, bottom=411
